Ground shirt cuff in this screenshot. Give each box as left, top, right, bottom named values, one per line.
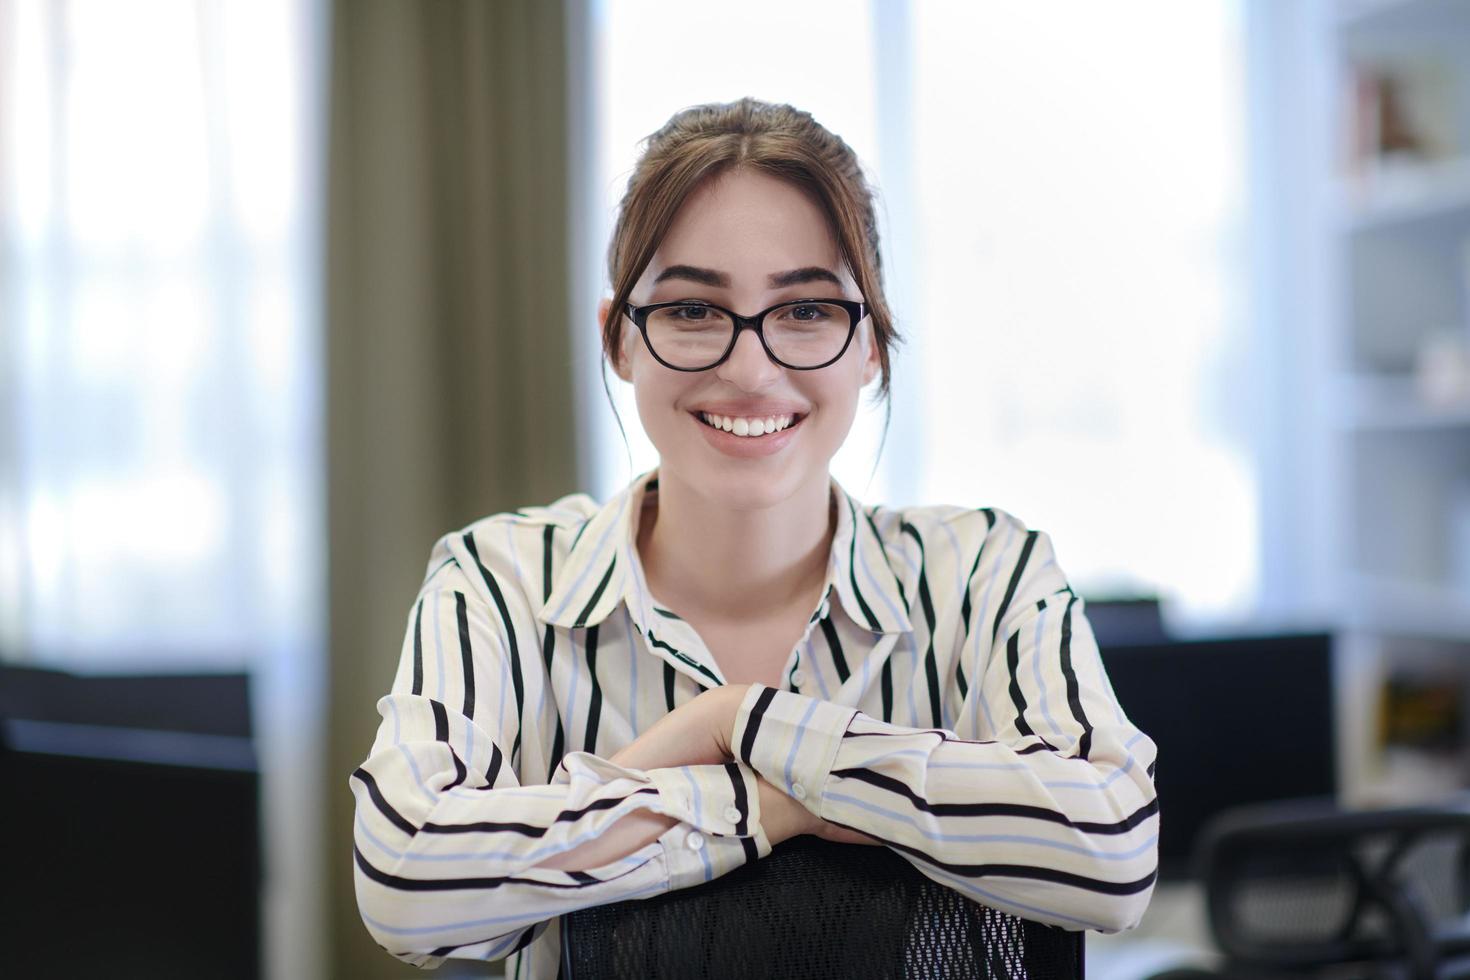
left=556, top=751, right=771, bottom=887
left=731, top=684, right=858, bottom=820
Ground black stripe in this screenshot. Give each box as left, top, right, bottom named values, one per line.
left=421, top=787, right=661, bottom=836
left=959, top=508, right=997, bottom=639
left=1147, top=760, right=1157, bottom=779
left=845, top=494, right=883, bottom=631
left=427, top=923, right=537, bottom=959
left=810, top=824, right=1158, bottom=897
left=445, top=744, right=468, bottom=791
left=956, top=661, right=969, bottom=702
left=829, top=766, right=1159, bottom=835
left=411, top=598, right=425, bottom=696
left=991, top=530, right=1039, bottom=644
left=1005, top=629, right=1058, bottom=750
left=726, top=764, right=751, bottom=836
left=583, top=625, right=603, bottom=753
left=819, top=615, right=849, bottom=683
left=350, top=767, right=417, bottom=837
left=652, top=606, right=682, bottom=620
left=454, top=593, right=477, bottom=722
left=486, top=742, right=503, bottom=787
left=901, top=522, right=942, bottom=728
left=739, top=686, right=778, bottom=764
left=541, top=618, right=567, bottom=783
left=663, top=662, right=676, bottom=711
left=573, top=557, right=616, bottom=629
left=547, top=719, right=565, bottom=784
left=880, top=659, right=894, bottom=722
left=787, top=658, right=799, bottom=693
left=569, top=870, right=598, bottom=884
left=863, top=509, right=910, bottom=610
left=568, top=517, right=592, bottom=553
left=646, top=631, right=722, bottom=687
left=1058, top=595, right=1093, bottom=761
left=431, top=698, right=450, bottom=742
left=463, top=533, right=525, bottom=765
left=539, top=528, right=567, bottom=783
left=353, top=842, right=650, bottom=893
left=724, top=762, right=750, bottom=836
left=422, top=555, right=456, bottom=588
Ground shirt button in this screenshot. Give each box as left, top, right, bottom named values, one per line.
left=790, top=669, right=806, bottom=687
left=791, top=782, right=807, bottom=801
left=685, top=831, right=705, bottom=851
left=723, top=805, right=743, bottom=824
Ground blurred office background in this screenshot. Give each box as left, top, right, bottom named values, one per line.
left=2, top=0, right=1468, bottom=977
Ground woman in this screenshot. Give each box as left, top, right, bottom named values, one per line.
left=348, top=98, right=1159, bottom=976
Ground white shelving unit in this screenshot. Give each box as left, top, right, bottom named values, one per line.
left=1325, top=0, right=1470, bottom=807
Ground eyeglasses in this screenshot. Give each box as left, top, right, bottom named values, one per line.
left=624, top=297, right=867, bottom=371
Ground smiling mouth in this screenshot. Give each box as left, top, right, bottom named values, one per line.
left=693, top=411, right=807, bottom=437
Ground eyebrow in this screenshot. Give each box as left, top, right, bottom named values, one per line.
left=652, top=265, right=843, bottom=289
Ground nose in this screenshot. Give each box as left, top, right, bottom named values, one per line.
left=714, top=322, right=782, bottom=389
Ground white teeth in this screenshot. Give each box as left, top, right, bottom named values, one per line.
left=699, top=412, right=800, bottom=437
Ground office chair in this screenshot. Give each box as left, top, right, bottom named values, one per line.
left=561, top=834, right=1085, bottom=979
left=1151, top=795, right=1470, bottom=980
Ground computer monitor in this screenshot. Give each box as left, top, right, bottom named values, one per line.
left=1098, top=632, right=1336, bottom=881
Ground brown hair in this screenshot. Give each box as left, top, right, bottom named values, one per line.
left=602, top=98, right=903, bottom=402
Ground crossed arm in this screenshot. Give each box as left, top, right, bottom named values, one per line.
left=533, top=684, right=876, bottom=873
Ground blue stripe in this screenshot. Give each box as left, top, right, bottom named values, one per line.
left=968, top=520, right=1014, bottom=737
left=1031, top=605, right=1066, bottom=744
left=433, top=588, right=447, bottom=702
left=680, top=768, right=715, bottom=881
left=359, top=881, right=666, bottom=936
left=824, top=791, right=1158, bottom=860
left=905, top=861, right=1109, bottom=931
left=545, top=493, right=630, bottom=622
left=782, top=697, right=823, bottom=794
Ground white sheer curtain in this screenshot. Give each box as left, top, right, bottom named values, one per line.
left=0, top=1, right=326, bottom=975
left=590, top=0, right=1258, bottom=626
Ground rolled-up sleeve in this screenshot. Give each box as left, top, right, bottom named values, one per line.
left=349, top=555, right=770, bottom=969
left=730, top=520, right=1159, bottom=935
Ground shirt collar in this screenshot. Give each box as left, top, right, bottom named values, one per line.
left=537, top=467, right=912, bottom=635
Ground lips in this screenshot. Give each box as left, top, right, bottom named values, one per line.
left=689, top=409, right=806, bottom=457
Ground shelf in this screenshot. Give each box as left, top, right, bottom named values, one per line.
left=1344, top=572, right=1470, bottom=641
left=1334, top=156, right=1470, bottom=233
left=1336, top=373, right=1470, bottom=430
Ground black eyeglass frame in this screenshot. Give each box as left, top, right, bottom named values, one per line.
left=624, top=297, right=868, bottom=372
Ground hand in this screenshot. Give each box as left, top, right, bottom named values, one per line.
left=609, top=683, right=751, bottom=771
left=755, top=774, right=882, bottom=848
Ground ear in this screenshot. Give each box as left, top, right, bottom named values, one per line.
left=600, top=296, right=634, bottom=383
left=859, top=321, right=881, bottom=387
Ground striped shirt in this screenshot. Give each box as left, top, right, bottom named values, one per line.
left=348, top=468, right=1159, bottom=976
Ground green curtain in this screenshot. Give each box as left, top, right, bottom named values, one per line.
left=324, top=1, right=582, bottom=975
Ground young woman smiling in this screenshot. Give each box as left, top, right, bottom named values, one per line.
left=349, top=98, right=1159, bottom=977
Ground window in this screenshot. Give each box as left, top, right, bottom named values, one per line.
left=590, top=0, right=1256, bottom=623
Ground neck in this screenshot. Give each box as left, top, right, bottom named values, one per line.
left=638, top=468, right=834, bottom=624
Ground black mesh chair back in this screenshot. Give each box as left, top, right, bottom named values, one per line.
left=1192, top=795, right=1470, bottom=980
left=561, top=834, right=1084, bottom=979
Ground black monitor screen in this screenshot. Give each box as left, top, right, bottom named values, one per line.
left=1098, top=632, right=1336, bottom=881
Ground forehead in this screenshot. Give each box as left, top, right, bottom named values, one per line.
left=643, top=169, right=849, bottom=288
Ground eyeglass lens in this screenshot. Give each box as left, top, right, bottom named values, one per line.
left=645, top=302, right=852, bottom=369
